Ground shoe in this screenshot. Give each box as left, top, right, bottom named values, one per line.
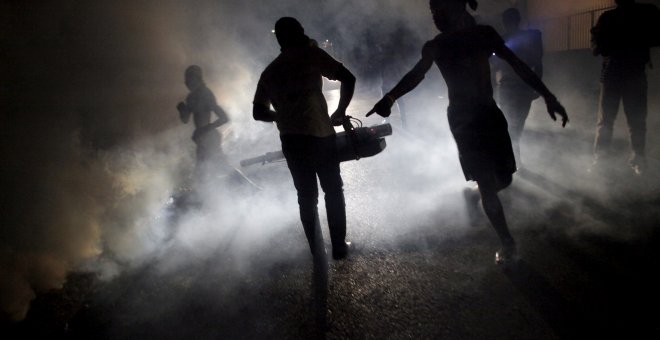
left=586, top=158, right=601, bottom=175
left=332, top=241, right=351, bottom=260
left=630, top=159, right=645, bottom=176
left=495, top=246, right=518, bottom=266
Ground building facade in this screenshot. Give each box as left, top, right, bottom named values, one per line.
left=527, top=0, right=616, bottom=51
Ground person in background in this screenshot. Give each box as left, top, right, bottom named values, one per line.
left=590, top=0, right=660, bottom=175
left=492, top=7, right=543, bottom=167
left=177, top=65, right=230, bottom=188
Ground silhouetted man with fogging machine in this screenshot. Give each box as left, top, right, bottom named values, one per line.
left=367, top=0, right=568, bottom=265
left=252, top=17, right=355, bottom=260
left=492, top=8, right=543, bottom=167
left=591, top=0, right=660, bottom=175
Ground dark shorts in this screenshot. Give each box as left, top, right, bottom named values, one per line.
left=448, top=103, right=517, bottom=182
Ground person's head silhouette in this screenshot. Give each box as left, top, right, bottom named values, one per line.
left=274, top=17, right=309, bottom=50
left=429, top=0, right=478, bottom=32
left=429, top=0, right=478, bottom=11
left=502, top=8, right=521, bottom=33
left=615, top=0, right=635, bottom=6
left=184, top=65, right=203, bottom=91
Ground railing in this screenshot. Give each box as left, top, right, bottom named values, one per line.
left=529, top=6, right=615, bottom=51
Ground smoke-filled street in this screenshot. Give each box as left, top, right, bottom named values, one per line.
left=3, top=0, right=660, bottom=339
left=5, top=88, right=660, bottom=338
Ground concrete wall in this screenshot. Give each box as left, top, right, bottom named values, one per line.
left=528, top=0, right=660, bottom=20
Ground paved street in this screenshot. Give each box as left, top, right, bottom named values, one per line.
left=5, top=1, right=660, bottom=338
left=5, top=87, right=660, bottom=339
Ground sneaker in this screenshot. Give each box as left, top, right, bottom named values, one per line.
left=495, top=246, right=518, bottom=266
left=332, top=241, right=351, bottom=260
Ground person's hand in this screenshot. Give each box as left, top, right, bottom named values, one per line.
left=330, top=110, right=347, bottom=126
left=366, top=96, right=394, bottom=118
left=177, top=102, right=187, bottom=114
left=177, top=102, right=190, bottom=123
left=545, top=96, right=569, bottom=127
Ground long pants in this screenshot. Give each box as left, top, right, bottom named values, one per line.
left=594, top=71, right=647, bottom=163
left=499, top=85, right=535, bottom=165
left=281, top=134, right=346, bottom=256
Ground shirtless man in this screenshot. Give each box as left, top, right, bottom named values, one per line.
left=367, top=0, right=568, bottom=265
left=177, top=65, right=230, bottom=186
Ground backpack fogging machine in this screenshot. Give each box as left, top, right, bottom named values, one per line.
left=240, top=116, right=392, bottom=167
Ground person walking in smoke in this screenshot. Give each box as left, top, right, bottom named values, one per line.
left=366, top=0, right=568, bottom=265
left=492, top=7, right=543, bottom=167
left=177, top=65, right=261, bottom=200
left=590, top=0, right=660, bottom=176
left=177, top=65, right=230, bottom=188
left=252, top=17, right=355, bottom=260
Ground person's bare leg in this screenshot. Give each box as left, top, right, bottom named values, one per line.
left=477, top=175, right=516, bottom=264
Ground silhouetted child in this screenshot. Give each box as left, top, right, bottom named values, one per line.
left=367, top=0, right=568, bottom=265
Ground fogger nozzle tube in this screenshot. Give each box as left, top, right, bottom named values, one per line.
left=239, top=151, right=285, bottom=167
left=240, top=123, right=393, bottom=167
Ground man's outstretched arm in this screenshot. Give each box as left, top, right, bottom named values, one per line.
left=495, top=44, right=568, bottom=127
left=367, top=54, right=433, bottom=117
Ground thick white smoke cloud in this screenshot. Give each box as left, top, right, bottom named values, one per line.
left=0, top=0, right=441, bottom=321
left=7, top=0, right=648, bottom=324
